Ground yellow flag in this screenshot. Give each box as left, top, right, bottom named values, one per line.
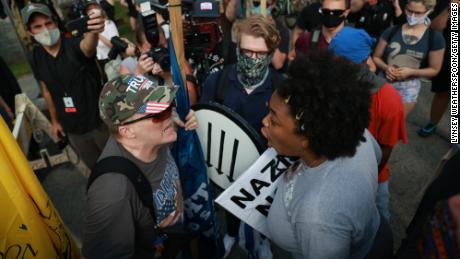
left=0, top=117, right=80, bottom=258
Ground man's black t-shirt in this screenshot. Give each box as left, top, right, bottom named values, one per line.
left=32, top=36, right=103, bottom=134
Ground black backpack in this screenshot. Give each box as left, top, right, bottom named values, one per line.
left=87, top=156, right=161, bottom=232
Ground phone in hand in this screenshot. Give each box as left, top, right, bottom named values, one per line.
left=67, top=16, right=89, bottom=37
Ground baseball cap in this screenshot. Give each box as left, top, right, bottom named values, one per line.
left=328, top=27, right=376, bottom=64
left=99, top=75, right=177, bottom=127
left=21, top=3, right=52, bottom=25
left=193, top=0, right=220, bottom=18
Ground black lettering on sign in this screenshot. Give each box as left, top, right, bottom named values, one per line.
left=250, top=179, right=270, bottom=196
left=206, top=122, right=212, bottom=167
left=216, top=130, right=226, bottom=175
left=4, top=244, right=21, bottom=259
left=260, top=159, right=286, bottom=183
left=23, top=243, right=38, bottom=257
left=231, top=188, right=255, bottom=208
left=227, top=139, right=239, bottom=182
left=0, top=243, right=37, bottom=259
left=255, top=196, right=274, bottom=217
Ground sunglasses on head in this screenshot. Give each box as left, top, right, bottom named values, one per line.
left=319, top=8, right=345, bottom=16
left=120, top=104, right=175, bottom=126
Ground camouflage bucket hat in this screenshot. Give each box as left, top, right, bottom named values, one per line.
left=21, top=3, right=53, bottom=25
left=99, top=74, right=177, bottom=127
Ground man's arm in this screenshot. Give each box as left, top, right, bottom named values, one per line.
left=431, top=8, right=450, bottom=31
left=225, top=0, right=238, bottom=23
left=80, top=8, right=105, bottom=58
left=272, top=49, right=287, bottom=69
left=378, top=145, right=393, bottom=172
left=288, top=25, right=305, bottom=61
left=40, top=81, right=65, bottom=138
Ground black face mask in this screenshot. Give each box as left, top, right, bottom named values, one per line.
left=321, top=13, right=345, bottom=28
left=253, top=1, right=261, bottom=7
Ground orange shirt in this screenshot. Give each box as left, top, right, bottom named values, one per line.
left=368, top=83, right=408, bottom=183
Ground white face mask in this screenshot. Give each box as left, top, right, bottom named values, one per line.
left=406, top=10, right=431, bottom=26
left=34, top=27, right=60, bottom=46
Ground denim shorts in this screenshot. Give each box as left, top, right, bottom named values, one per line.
left=391, top=79, right=422, bottom=103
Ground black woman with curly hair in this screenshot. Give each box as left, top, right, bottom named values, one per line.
left=261, top=51, right=392, bottom=259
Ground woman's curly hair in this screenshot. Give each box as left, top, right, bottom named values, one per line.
left=278, top=51, right=372, bottom=160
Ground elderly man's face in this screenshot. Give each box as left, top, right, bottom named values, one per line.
left=120, top=106, right=177, bottom=147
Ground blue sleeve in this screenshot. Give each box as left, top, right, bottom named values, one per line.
left=199, top=71, right=221, bottom=103
left=431, top=30, right=446, bottom=51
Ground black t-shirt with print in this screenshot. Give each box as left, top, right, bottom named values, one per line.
left=32, top=36, right=103, bottom=134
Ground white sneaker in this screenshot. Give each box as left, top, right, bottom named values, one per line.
left=223, top=234, right=236, bottom=258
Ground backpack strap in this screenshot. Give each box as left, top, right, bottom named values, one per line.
left=215, top=65, right=232, bottom=104
left=87, top=156, right=160, bottom=230
left=309, top=29, right=322, bottom=52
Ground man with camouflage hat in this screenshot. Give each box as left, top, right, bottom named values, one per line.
left=22, top=2, right=106, bottom=168
left=82, top=74, right=197, bottom=259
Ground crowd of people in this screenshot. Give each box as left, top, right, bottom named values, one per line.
left=0, top=0, right=457, bottom=257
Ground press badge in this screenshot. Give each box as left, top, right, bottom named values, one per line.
left=63, top=97, right=77, bottom=113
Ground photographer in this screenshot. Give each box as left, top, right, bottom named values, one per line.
left=22, top=2, right=108, bottom=169
left=119, top=22, right=198, bottom=104
left=118, top=24, right=159, bottom=77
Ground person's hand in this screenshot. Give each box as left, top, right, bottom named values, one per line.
left=159, top=191, right=182, bottom=228
left=86, top=8, right=105, bottom=34
left=135, top=54, right=154, bottom=75
left=51, top=121, right=65, bottom=139
left=152, top=63, right=163, bottom=76
left=394, top=67, right=414, bottom=80
left=385, top=65, right=399, bottom=81
left=288, top=49, right=296, bottom=63
left=173, top=109, right=198, bottom=131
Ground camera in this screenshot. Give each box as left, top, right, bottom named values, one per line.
left=146, top=47, right=170, bottom=71
left=107, top=36, right=129, bottom=60
left=67, top=16, right=89, bottom=37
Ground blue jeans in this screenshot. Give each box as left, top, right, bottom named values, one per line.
left=376, top=181, right=390, bottom=221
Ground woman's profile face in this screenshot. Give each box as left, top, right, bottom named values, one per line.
left=261, top=91, right=307, bottom=157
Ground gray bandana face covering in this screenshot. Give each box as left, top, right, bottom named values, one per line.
left=236, top=46, right=272, bottom=88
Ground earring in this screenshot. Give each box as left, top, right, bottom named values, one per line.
left=284, top=96, right=291, bottom=104
left=295, top=110, right=304, bottom=121
left=300, top=124, right=306, bottom=132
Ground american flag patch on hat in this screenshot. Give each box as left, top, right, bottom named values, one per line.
left=137, top=102, right=170, bottom=114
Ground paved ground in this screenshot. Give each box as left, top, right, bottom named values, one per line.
left=17, top=74, right=454, bottom=257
